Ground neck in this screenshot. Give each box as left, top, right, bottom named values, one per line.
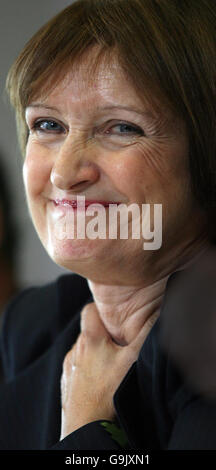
left=87, top=238, right=210, bottom=346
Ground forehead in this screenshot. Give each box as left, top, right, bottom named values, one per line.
left=53, top=62, right=127, bottom=102
left=32, top=50, right=158, bottom=115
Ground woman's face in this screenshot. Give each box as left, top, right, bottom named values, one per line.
left=24, top=52, right=206, bottom=285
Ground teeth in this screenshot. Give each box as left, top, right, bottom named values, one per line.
left=53, top=199, right=120, bottom=207
left=62, top=202, right=76, bottom=207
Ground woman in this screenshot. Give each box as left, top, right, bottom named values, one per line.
left=1, top=0, right=216, bottom=450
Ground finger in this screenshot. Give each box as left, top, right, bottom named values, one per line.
left=80, top=302, right=111, bottom=342
left=63, top=342, right=77, bottom=373
left=60, top=370, right=67, bottom=401
left=129, top=311, right=160, bottom=355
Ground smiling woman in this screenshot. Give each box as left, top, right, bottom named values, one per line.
left=21, top=51, right=194, bottom=284
left=1, top=0, right=216, bottom=451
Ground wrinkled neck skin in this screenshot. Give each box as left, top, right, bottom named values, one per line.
left=87, top=237, right=210, bottom=346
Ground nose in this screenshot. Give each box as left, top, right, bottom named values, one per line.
left=50, top=135, right=100, bottom=191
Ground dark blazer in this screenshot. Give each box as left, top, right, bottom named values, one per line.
left=0, top=270, right=216, bottom=450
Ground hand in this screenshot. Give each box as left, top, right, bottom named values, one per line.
left=60, top=302, right=159, bottom=440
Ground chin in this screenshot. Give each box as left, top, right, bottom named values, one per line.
left=44, top=238, right=118, bottom=284
left=46, top=237, right=113, bottom=270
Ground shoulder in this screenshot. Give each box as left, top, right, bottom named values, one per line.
left=0, top=273, right=92, bottom=381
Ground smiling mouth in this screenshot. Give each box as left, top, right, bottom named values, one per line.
left=53, top=199, right=122, bottom=209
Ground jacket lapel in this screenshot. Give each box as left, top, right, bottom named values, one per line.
left=113, top=320, right=161, bottom=449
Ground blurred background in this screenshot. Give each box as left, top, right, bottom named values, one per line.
left=0, top=0, right=75, bottom=289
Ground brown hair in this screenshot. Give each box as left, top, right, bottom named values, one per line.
left=6, top=0, right=216, bottom=214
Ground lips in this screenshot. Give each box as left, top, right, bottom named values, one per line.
left=53, top=199, right=121, bottom=208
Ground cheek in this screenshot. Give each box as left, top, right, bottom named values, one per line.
left=23, top=144, right=52, bottom=199
left=108, top=142, right=189, bottom=203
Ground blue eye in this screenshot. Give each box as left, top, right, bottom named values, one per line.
left=117, top=124, right=140, bottom=133
left=33, top=120, right=64, bottom=133
left=105, top=122, right=144, bottom=137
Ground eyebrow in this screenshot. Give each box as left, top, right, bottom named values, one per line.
left=26, top=104, right=60, bottom=113
left=26, top=103, right=156, bottom=119
left=99, top=105, right=156, bottom=119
